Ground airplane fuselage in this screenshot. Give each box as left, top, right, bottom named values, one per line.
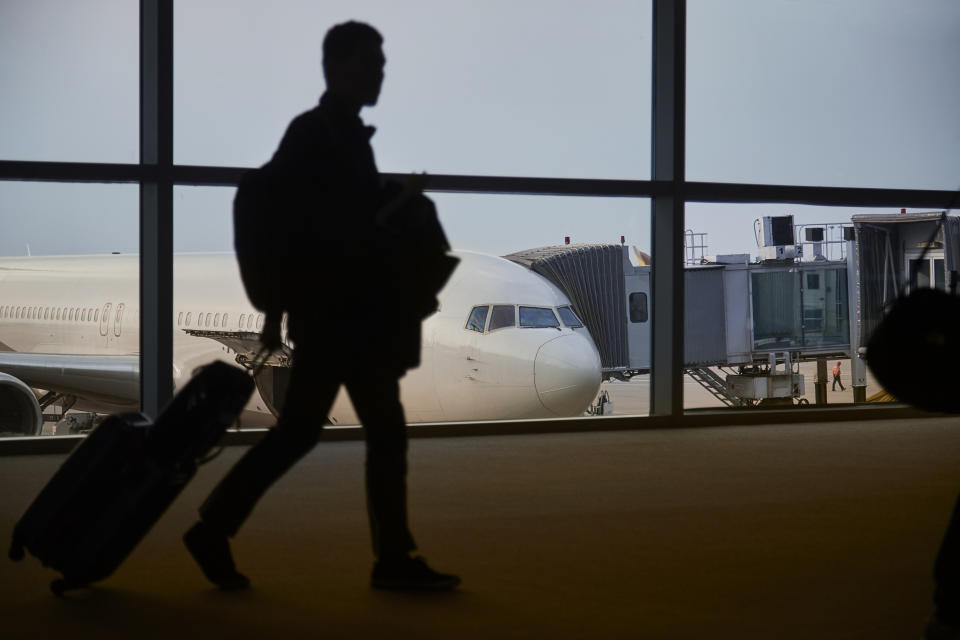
left=0, top=251, right=602, bottom=428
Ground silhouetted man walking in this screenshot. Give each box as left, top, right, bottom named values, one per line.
left=184, top=21, right=459, bottom=592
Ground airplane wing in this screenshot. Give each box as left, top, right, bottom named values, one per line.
left=0, top=352, right=140, bottom=403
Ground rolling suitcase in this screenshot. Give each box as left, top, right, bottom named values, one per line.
left=8, top=359, right=256, bottom=596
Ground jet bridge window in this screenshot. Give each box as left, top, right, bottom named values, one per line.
left=557, top=306, right=583, bottom=328
left=488, top=305, right=516, bottom=331
left=629, top=292, right=648, bottom=323
left=465, top=305, right=488, bottom=332
left=751, top=267, right=849, bottom=350
left=519, top=306, right=560, bottom=328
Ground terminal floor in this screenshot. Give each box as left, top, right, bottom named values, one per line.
left=2, top=417, right=960, bottom=639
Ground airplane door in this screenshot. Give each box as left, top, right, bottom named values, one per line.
left=100, top=303, right=112, bottom=336
left=906, top=252, right=946, bottom=292
left=624, top=267, right=651, bottom=370
left=114, top=303, right=125, bottom=337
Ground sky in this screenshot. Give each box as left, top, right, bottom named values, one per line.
left=1, top=0, right=958, bottom=259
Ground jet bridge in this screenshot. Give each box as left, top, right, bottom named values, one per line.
left=505, top=234, right=855, bottom=407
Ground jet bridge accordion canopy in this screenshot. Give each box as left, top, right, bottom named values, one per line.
left=504, top=244, right=629, bottom=371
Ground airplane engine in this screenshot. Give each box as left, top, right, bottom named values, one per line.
left=0, top=373, right=43, bottom=436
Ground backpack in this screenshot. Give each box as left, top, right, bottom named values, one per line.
left=232, top=164, right=290, bottom=316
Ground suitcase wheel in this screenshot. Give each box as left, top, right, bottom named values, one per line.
left=8, top=535, right=25, bottom=562
left=51, top=577, right=89, bottom=597
left=51, top=579, right=68, bottom=597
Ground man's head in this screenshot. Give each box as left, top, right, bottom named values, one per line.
left=322, top=21, right=385, bottom=108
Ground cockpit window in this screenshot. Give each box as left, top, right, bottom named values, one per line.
left=519, top=306, right=560, bottom=328
left=466, top=305, right=489, bottom=332
left=556, top=306, right=583, bottom=328
left=488, top=305, right=516, bottom=331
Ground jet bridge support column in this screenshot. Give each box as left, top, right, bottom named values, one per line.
left=847, top=238, right=867, bottom=403
left=815, top=358, right=828, bottom=405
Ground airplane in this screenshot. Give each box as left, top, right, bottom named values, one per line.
left=0, top=250, right=603, bottom=436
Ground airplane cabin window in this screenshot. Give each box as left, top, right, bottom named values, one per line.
left=94, top=309, right=99, bottom=323
left=81, top=310, right=87, bottom=322
left=214, top=312, right=221, bottom=327
left=177, top=311, right=183, bottom=326
left=488, top=305, right=516, bottom=331
left=185, top=312, right=192, bottom=326
left=557, top=306, right=583, bottom=328
left=205, top=312, right=212, bottom=327
left=256, top=314, right=263, bottom=330
left=519, top=306, right=560, bottom=328
left=239, top=313, right=246, bottom=329
left=223, top=313, right=228, bottom=327
left=248, top=315, right=254, bottom=329
left=465, top=305, right=489, bottom=332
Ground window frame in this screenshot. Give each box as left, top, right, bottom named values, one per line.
left=488, top=304, right=517, bottom=332
left=518, top=305, right=561, bottom=329
left=0, top=0, right=953, bottom=440
left=465, top=305, right=490, bottom=333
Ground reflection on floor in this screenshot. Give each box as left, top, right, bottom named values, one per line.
left=2, top=417, right=958, bottom=639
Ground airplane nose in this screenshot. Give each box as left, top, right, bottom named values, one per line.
left=534, top=333, right=602, bottom=416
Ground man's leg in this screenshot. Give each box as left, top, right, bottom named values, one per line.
left=345, top=373, right=415, bottom=559
left=346, top=373, right=459, bottom=591
left=186, top=354, right=340, bottom=589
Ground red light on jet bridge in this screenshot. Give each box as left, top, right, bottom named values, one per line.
left=901, top=208, right=907, bottom=214
left=564, top=236, right=570, bottom=245
left=621, top=235, right=625, bottom=245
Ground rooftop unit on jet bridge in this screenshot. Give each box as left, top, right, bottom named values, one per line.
left=504, top=238, right=856, bottom=406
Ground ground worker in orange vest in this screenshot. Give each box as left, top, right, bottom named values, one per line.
left=832, top=361, right=845, bottom=391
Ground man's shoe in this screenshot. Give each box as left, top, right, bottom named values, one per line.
left=371, top=555, right=461, bottom=592
left=183, top=521, right=250, bottom=591
left=927, top=615, right=960, bottom=640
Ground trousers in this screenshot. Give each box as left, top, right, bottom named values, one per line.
left=832, top=374, right=845, bottom=391
left=199, top=346, right=416, bottom=559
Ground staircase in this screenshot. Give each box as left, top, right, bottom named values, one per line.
left=684, top=367, right=744, bottom=407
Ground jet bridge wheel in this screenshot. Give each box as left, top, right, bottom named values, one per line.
left=796, top=398, right=810, bottom=406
